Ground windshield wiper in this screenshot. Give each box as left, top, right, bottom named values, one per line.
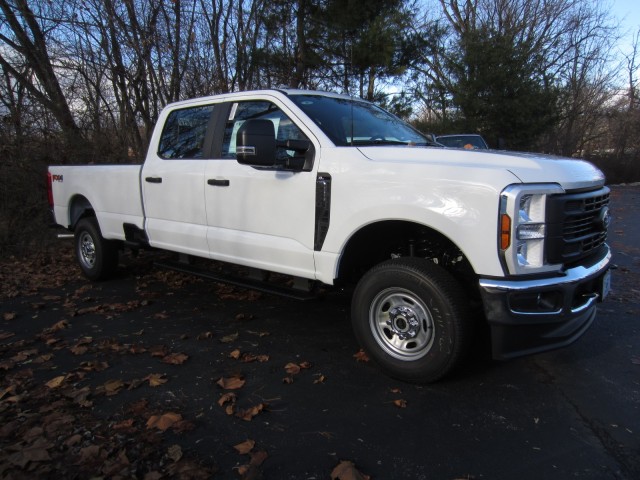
left=352, top=139, right=411, bottom=146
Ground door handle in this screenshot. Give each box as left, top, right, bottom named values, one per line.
left=145, top=177, right=162, bottom=184
left=207, top=179, right=230, bottom=187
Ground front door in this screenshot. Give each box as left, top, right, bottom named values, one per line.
left=204, top=100, right=318, bottom=279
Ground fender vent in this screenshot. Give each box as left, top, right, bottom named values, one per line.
left=315, top=173, right=331, bottom=251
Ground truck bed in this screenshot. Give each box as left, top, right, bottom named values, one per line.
left=49, top=164, right=144, bottom=241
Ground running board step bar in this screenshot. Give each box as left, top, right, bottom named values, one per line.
left=155, top=260, right=317, bottom=301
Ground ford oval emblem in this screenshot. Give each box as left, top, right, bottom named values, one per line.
left=597, top=206, right=611, bottom=230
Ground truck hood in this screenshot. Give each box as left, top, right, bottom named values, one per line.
left=358, top=147, right=606, bottom=191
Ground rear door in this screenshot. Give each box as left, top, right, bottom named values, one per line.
left=204, top=99, right=318, bottom=278
left=142, top=103, right=215, bottom=257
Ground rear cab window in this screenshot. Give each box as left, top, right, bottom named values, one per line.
left=158, top=104, right=215, bottom=159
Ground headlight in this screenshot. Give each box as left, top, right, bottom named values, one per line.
left=499, top=184, right=565, bottom=275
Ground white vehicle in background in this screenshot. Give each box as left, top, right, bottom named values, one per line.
left=48, top=89, right=611, bottom=383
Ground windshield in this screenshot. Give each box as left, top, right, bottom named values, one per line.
left=289, top=94, right=430, bottom=147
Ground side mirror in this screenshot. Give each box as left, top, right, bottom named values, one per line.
left=236, top=119, right=276, bottom=166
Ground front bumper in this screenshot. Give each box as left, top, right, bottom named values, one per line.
left=479, top=246, right=611, bottom=360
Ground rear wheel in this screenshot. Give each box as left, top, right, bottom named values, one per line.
left=351, top=258, right=472, bottom=383
left=74, top=217, right=119, bottom=280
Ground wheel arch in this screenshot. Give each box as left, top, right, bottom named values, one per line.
left=336, top=220, right=478, bottom=294
left=68, top=195, right=95, bottom=230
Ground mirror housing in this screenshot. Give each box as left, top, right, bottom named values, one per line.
left=236, top=119, right=276, bottom=167
left=236, top=118, right=314, bottom=171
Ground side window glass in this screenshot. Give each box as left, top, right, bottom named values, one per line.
left=221, top=101, right=308, bottom=160
left=158, top=104, right=214, bottom=159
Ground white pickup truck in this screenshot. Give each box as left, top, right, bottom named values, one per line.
left=48, top=89, right=611, bottom=382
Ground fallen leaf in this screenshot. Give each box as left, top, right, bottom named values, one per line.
left=79, top=360, right=109, bottom=371
left=220, top=332, right=239, bottom=343
left=0, top=385, right=16, bottom=400
left=102, top=449, right=130, bottom=476
left=66, top=386, right=92, bottom=407
left=12, top=348, right=38, bottom=362
left=237, top=449, right=268, bottom=478
left=167, top=444, right=183, bottom=462
left=284, top=363, right=301, bottom=375
left=33, top=353, right=54, bottom=363
left=218, top=392, right=237, bottom=407
left=129, top=344, right=147, bottom=354
left=393, top=399, right=407, bottom=408
left=127, top=378, right=145, bottom=390
left=229, top=349, right=242, bottom=360
left=241, top=353, right=269, bottom=363
left=3, top=312, right=17, bottom=321
left=65, top=434, right=83, bottom=447
left=150, top=345, right=169, bottom=357
left=353, top=350, right=370, bottom=362
left=42, top=295, right=61, bottom=301
left=49, top=320, right=69, bottom=331
left=247, top=330, right=270, bottom=337
left=236, top=403, right=266, bottom=421
left=234, top=439, right=256, bottom=454
left=104, top=379, right=125, bottom=396
left=314, top=374, right=326, bottom=384
left=77, top=444, right=103, bottom=464
left=0, top=331, right=15, bottom=340
left=239, top=450, right=269, bottom=478
left=76, top=305, right=101, bottom=315
left=146, top=412, right=183, bottom=431
left=0, top=359, right=15, bottom=370
left=283, top=376, right=294, bottom=384
left=162, top=352, right=189, bottom=365
left=331, top=460, right=370, bottom=480
left=113, top=419, right=135, bottom=431
left=171, top=419, right=195, bottom=434
left=145, top=373, right=168, bottom=387
left=197, top=331, right=213, bottom=340
left=70, top=345, right=88, bottom=355
left=45, top=375, right=67, bottom=389
left=217, top=376, right=246, bottom=390
left=128, top=398, right=149, bottom=415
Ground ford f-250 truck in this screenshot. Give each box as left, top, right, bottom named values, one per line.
left=48, top=89, right=612, bottom=382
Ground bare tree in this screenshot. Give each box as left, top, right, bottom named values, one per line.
left=0, top=0, right=83, bottom=150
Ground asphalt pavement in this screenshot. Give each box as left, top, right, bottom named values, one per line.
left=0, top=185, right=638, bottom=479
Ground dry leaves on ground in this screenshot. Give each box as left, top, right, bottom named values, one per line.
left=331, top=460, right=371, bottom=480
left=216, top=376, right=246, bottom=390
left=146, top=412, right=183, bottom=431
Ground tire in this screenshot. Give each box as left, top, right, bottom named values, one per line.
left=351, top=258, right=472, bottom=383
left=74, top=217, right=119, bottom=281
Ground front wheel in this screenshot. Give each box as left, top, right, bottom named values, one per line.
left=74, top=217, right=119, bottom=281
left=351, top=258, right=472, bottom=383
